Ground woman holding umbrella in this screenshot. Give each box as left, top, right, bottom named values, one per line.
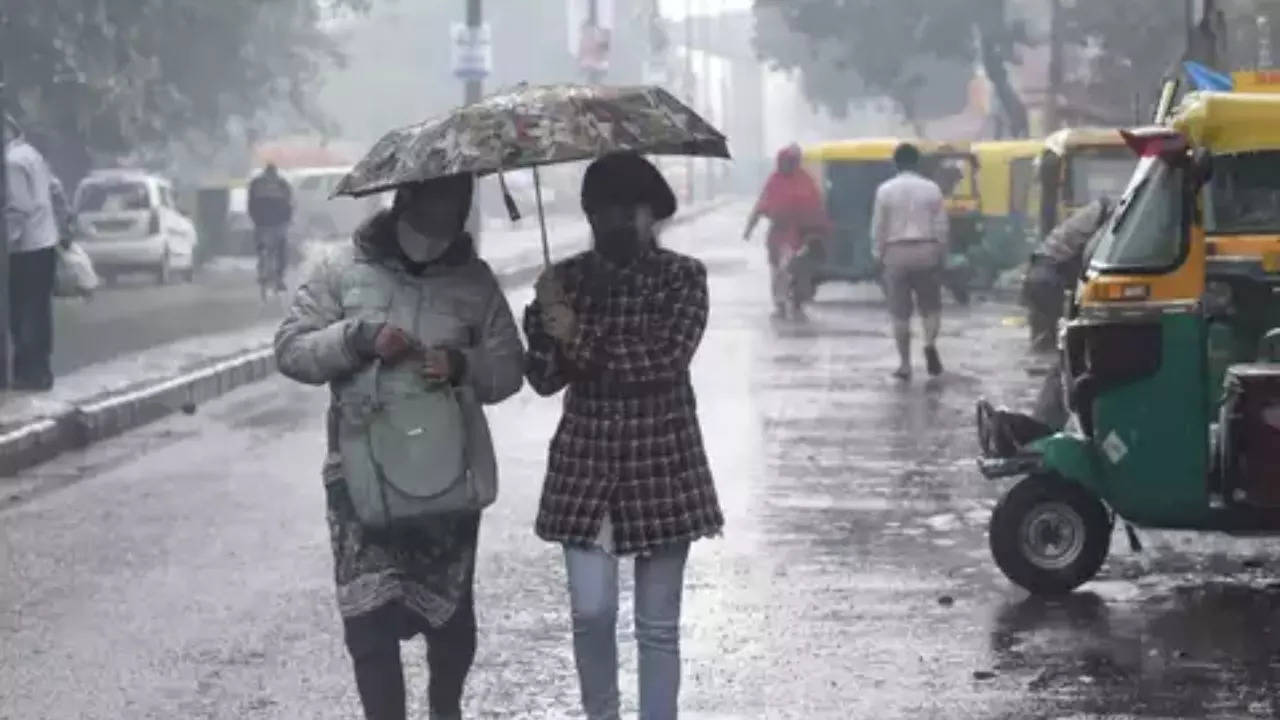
left=274, top=173, right=524, bottom=720
left=524, top=152, right=725, bottom=720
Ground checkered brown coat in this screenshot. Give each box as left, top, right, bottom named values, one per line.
left=523, top=247, right=723, bottom=556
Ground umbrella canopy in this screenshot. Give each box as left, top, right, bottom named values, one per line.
left=334, top=83, right=729, bottom=198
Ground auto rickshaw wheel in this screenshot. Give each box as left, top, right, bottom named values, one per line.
left=989, top=474, right=1111, bottom=596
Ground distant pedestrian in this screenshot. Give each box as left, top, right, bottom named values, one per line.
left=871, top=142, right=949, bottom=381
left=3, top=113, right=60, bottom=391
left=524, top=152, right=724, bottom=720
left=744, top=143, right=831, bottom=320
left=274, top=173, right=524, bottom=720
left=248, top=162, right=293, bottom=295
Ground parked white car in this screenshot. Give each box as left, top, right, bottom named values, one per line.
left=72, top=170, right=198, bottom=285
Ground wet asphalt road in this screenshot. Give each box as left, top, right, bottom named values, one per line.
left=5, top=204, right=1280, bottom=719
left=51, top=263, right=278, bottom=377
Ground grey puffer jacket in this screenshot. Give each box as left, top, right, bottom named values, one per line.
left=274, top=210, right=524, bottom=477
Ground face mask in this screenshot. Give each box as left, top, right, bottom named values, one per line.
left=591, top=206, right=653, bottom=264
left=396, top=218, right=453, bottom=263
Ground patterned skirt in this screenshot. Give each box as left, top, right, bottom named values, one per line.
left=323, top=454, right=479, bottom=628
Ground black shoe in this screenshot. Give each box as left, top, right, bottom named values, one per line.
left=892, top=365, right=912, bottom=381
left=924, top=346, right=944, bottom=377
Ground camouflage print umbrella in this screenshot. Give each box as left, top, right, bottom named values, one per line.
left=334, top=83, right=730, bottom=199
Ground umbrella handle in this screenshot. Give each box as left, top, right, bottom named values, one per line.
left=533, top=165, right=551, bottom=266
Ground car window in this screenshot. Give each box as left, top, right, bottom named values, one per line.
left=300, top=176, right=324, bottom=192
left=76, top=181, right=152, bottom=213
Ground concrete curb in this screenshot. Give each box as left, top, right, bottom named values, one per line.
left=0, top=197, right=737, bottom=477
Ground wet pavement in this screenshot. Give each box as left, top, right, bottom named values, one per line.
left=4, top=203, right=1280, bottom=719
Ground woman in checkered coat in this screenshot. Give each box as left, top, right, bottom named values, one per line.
left=523, top=152, right=723, bottom=719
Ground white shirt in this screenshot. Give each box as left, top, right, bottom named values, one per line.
left=4, top=138, right=59, bottom=254
left=870, top=171, right=949, bottom=258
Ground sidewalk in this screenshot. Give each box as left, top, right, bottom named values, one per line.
left=0, top=197, right=734, bottom=475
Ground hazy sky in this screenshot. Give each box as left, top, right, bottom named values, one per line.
left=659, top=0, right=752, bottom=18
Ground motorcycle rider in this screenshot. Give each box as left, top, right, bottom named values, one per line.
left=248, top=163, right=294, bottom=295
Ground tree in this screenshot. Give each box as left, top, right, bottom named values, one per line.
left=1, top=0, right=368, bottom=185
left=752, top=0, right=1031, bottom=137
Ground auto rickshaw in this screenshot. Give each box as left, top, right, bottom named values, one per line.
left=976, top=90, right=1280, bottom=596
left=801, top=138, right=982, bottom=303
left=1033, top=127, right=1137, bottom=242
left=972, top=139, right=1043, bottom=286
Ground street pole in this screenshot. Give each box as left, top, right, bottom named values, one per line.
left=585, top=0, right=605, bottom=84
left=700, top=6, right=714, bottom=199
left=0, top=53, right=11, bottom=390
left=465, top=0, right=483, bottom=245
left=1046, top=0, right=1062, bottom=133
left=684, top=0, right=695, bottom=204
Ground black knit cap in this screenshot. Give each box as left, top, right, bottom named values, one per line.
left=581, top=152, right=677, bottom=221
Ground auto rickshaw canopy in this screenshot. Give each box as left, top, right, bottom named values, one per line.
left=1043, top=127, right=1126, bottom=157
left=802, top=138, right=972, bottom=162
left=1170, top=91, right=1280, bottom=154
left=973, top=140, right=1042, bottom=216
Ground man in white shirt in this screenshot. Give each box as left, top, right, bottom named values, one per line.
left=4, top=113, right=60, bottom=391
left=871, top=143, right=949, bottom=381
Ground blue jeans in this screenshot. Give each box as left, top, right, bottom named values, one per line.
left=564, top=542, right=691, bottom=720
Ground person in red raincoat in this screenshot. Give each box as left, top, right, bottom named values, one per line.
left=743, top=143, right=831, bottom=319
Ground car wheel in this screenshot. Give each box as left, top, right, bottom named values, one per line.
left=989, top=474, right=1113, bottom=596
left=156, top=248, right=173, bottom=285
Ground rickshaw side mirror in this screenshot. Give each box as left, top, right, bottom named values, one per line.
left=1259, top=328, right=1280, bottom=363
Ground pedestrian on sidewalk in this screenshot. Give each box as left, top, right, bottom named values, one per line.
left=871, top=142, right=950, bottom=381
left=274, top=173, right=524, bottom=720
left=743, top=143, right=831, bottom=320
left=248, top=162, right=294, bottom=296
left=3, top=113, right=60, bottom=391
left=524, top=152, right=725, bottom=720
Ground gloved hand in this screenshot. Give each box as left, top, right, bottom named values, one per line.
left=372, top=325, right=421, bottom=363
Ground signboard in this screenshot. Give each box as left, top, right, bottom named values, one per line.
left=451, top=22, right=492, bottom=80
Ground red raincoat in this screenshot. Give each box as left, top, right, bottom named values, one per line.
left=753, top=145, right=831, bottom=255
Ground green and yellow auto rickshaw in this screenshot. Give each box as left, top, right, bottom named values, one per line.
left=972, top=140, right=1042, bottom=286
left=977, top=91, right=1280, bottom=596
left=801, top=138, right=982, bottom=302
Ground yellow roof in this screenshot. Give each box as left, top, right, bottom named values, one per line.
left=1171, top=91, right=1280, bottom=153
left=802, top=138, right=973, bottom=161
left=1044, top=127, right=1125, bottom=155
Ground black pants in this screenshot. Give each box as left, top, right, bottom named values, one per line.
left=8, top=247, right=56, bottom=388
left=343, top=591, right=477, bottom=720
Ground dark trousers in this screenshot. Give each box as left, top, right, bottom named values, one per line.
left=343, top=591, right=477, bottom=720
left=8, top=247, right=56, bottom=388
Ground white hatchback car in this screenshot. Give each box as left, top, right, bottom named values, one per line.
left=73, top=170, right=198, bottom=285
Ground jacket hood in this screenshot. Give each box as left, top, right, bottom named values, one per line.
left=776, top=144, right=802, bottom=173
left=353, top=208, right=476, bottom=269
